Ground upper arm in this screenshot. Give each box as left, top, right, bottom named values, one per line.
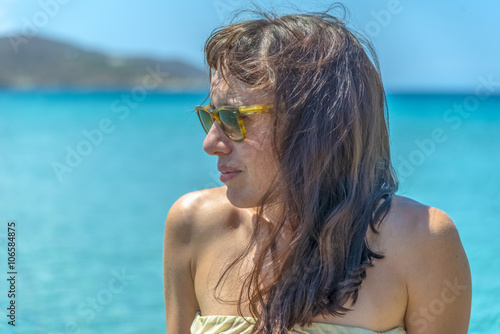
left=403, top=208, right=472, bottom=334
left=163, top=194, right=201, bottom=333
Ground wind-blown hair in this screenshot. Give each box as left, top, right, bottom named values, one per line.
left=204, top=5, right=399, bottom=334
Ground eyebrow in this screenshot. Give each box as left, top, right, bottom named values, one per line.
left=209, top=101, right=236, bottom=109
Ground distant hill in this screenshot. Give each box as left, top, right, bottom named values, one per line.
left=0, top=35, right=209, bottom=91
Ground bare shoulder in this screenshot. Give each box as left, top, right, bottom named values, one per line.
left=380, top=195, right=472, bottom=333
left=163, top=186, right=240, bottom=332
left=380, top=195, right=466, bottom=260
left=165, top=186, right=243, bottom=247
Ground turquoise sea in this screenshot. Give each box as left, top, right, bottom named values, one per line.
left=0, top=91, right=499, bottom=333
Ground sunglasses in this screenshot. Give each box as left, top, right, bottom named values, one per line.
left=194, top=104, right=272, bottom=142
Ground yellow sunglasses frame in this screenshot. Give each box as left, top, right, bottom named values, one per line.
left=195, top=104, right=272, bottom=142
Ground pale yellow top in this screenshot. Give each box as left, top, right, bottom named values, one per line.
left=190, top=312, right=406, bottom=334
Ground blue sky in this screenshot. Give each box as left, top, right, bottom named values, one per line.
left=0, top=0, right=499, bottom=92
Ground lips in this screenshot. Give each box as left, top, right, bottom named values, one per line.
left=217, top=165, right=241, bottom=173
left=218, top=165, right=242, bottom=182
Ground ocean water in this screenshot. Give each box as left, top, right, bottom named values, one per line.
left=0, top=91, right=498, bottom=333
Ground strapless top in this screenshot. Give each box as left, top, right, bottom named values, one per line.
left=190, top=312, right=406, bottom=334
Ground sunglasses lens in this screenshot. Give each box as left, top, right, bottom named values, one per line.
left=197, top=108, right=213, bottom=134
left=219, top=108, right=243, bottom=141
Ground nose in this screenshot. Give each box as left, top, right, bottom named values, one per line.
left=203, top=121, right=232, bottom=156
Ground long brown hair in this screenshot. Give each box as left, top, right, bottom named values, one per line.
left=204, top=5, right=398, bottom=333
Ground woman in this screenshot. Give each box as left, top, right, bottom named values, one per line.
left=164, top=8, right=471, bottom=334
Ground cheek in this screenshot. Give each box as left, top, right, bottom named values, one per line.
left=252, top=134, right=278, bottom=183
left=243, top=117, right=278, bottom=186
left=259, top=145, right=277, bottom=170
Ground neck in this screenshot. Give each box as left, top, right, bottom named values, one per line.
left=247, top=202, right=282, bottom=225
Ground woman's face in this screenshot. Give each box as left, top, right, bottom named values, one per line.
left=203, top=70, right=279, bottom=208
